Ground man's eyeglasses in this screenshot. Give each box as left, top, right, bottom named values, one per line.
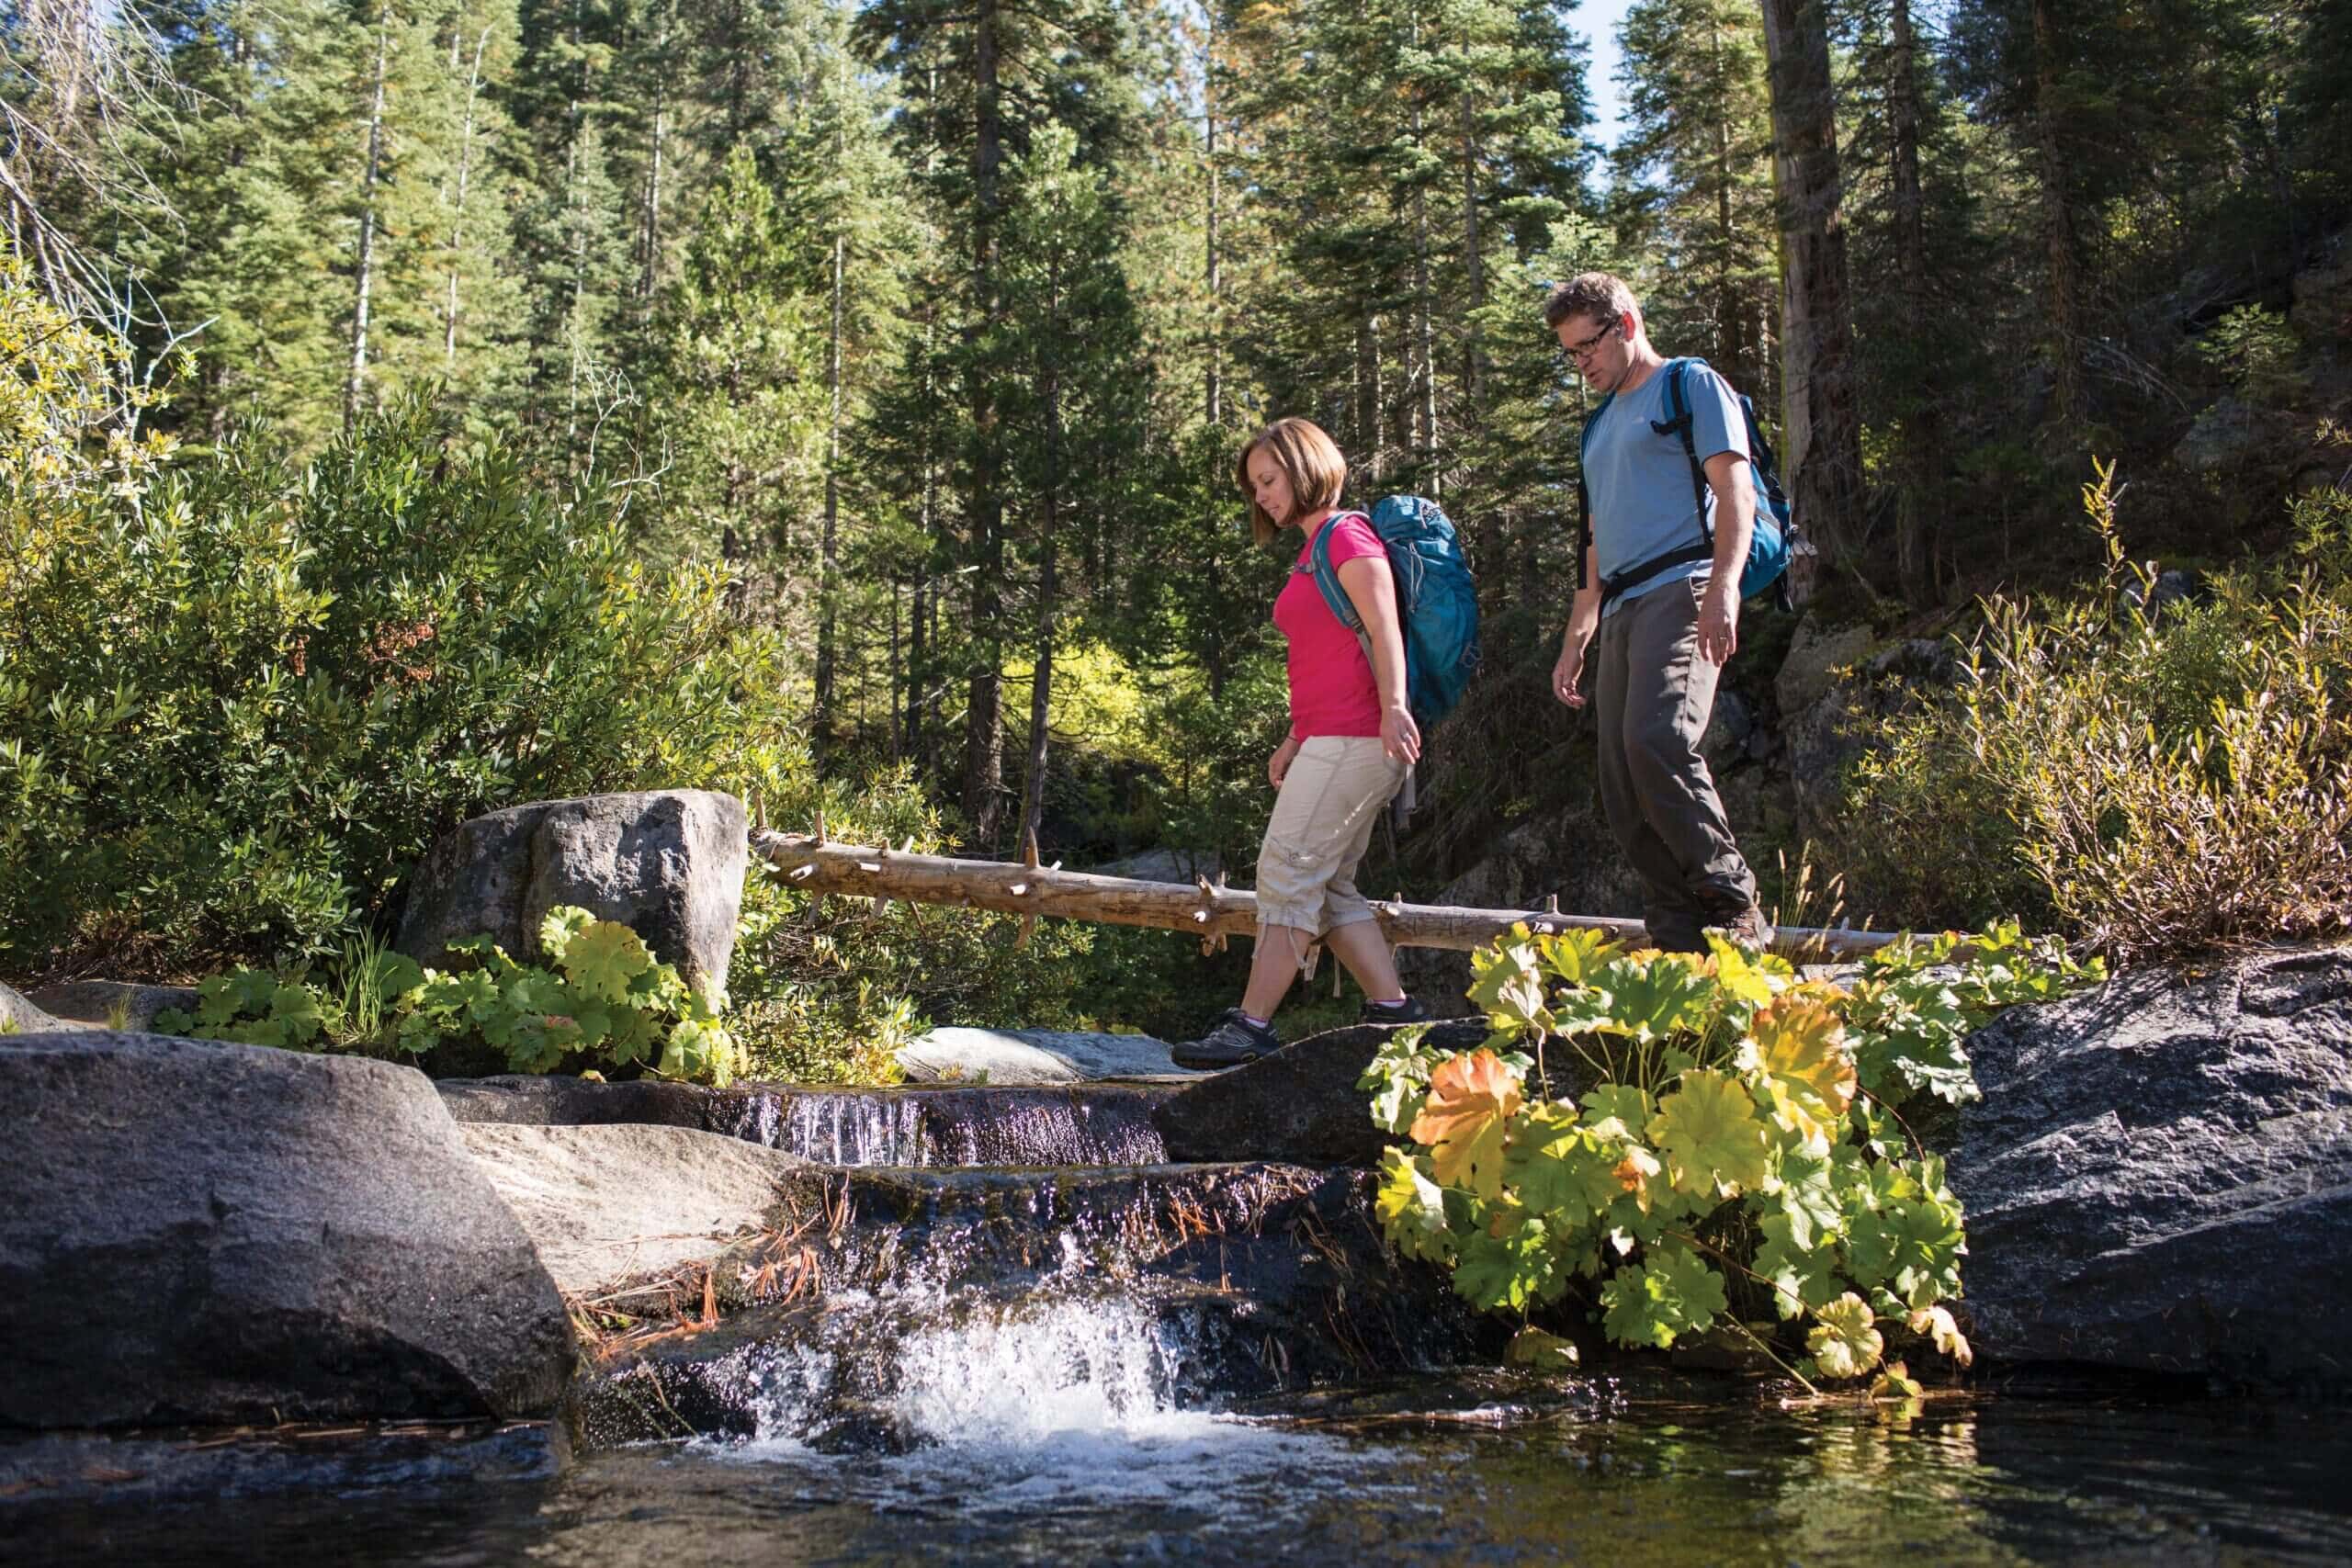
left=1561, top=319, right=1619, bottom=360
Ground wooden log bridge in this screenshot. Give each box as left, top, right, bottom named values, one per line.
left=752, top=828, right=1898, bottom=961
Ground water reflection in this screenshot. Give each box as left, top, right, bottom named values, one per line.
left=11, top=1388, right=2352, bottom=1566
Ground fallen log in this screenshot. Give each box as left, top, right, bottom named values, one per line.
left=751, top=830, right=1898, bottom=960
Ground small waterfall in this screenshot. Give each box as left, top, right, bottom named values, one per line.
left=775, top=1093, right=931, bottom=1166
left=763, top=1089, right=1169, bottom=1168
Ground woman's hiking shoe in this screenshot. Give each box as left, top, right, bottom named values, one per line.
left=1171, top=1009, right=1281, bottom=1071
left=1360, top=995, right=1431, bottom=1026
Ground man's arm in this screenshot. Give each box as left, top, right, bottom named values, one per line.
left=1552, top=535, right=1601, bottom=707
left=1697, top=451, right=1755, bottom=666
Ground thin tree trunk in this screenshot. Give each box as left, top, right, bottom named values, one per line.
left=1355, top=315, right=1382, bottom=483
left=1889, top=0, right=1938, bottom=604
left=444, top=24, right=488, bottom=368
left=1019, top=245, right=1065, bottom=853
left=756, top=832, right=1901, bottom=959
left=1204, top=7, right=1222, bottom=428
left=814, top=230, right=845, bottom=753
left=345, top=1, right=393, bottom=426
left=964, top=0, right=1007, bottom=851
left=2030, top=0, right=2081, bottom=426
left=1759, top=0, right=1863, bottom=565
left=1456, top=94, right=1488, bottom=411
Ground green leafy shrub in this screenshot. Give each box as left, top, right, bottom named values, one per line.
left=1832, top=461, right=2352, bottom=961
left=397, top=908, right=737, bottom=1082
left=0, top=298, right=802, bottom=972
left=157, top=906, right=738, bottom=1082
left=1363, top=922, right=2101, bottom=1385
left=154, top=967, right=341, bottom=1050
left=726, top=777, right=1108, bottom=1083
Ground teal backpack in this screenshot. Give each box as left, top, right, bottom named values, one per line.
left=1305, top=495, right=1481, bottom=729
left=1577, top=356, right=1799, bottom=612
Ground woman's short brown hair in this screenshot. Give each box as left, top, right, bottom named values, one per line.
left=1236, top=418, right=1348, bottom=545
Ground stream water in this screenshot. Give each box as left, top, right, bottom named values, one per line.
left=13, top=1083, right=2352, bottom=1564
left=15, top=1329, right=2351, bottom=1566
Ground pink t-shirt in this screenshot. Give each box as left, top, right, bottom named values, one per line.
left=1273, top=512, right=1386, bottom=740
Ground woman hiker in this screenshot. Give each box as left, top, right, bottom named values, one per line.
left=1171, top=418, right=1432, bottom=1071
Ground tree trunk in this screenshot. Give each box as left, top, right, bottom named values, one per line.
left=1456, top=94, right=1488, bottom=412
left=1355, top=315, right=1382, bottom=485
left=1204, top=7, right=1222, bottom=429
left=2030, top=0, right=2082, bottom=427
left=753, top=832, right=1898, bottom=959
left=1889, top=0, right=1939, bottom=605
left=443, top=24, right=488, bottom=368
left=345, top=2, right=393, bottom=426
left=813, top=230, right=844, bottom=755
left=964, top=0, right=1006, bottom=850
left=1019, top=247, right=1065, bottom=854
left=1758, top=0, right=1863, bottom=566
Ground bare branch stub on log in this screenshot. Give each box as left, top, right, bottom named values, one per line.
left=751, top=830, right=1897, bottom=959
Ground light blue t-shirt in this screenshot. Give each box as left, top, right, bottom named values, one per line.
left=1583, top=360, right=1750, bottom=617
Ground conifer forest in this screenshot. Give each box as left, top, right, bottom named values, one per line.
left=4, top=0, right=2350, bottom=1018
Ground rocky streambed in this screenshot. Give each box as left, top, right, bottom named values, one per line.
left=2, top=944, right=2348, bottom=1529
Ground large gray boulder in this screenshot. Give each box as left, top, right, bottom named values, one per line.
left=459, top=1122, right=808, bottom=1300
left=0, top=981, right=62, bottom=1033
left=1951, top=946, right=2352, bottom=1387
left=897, top=1025, right=1196, bottom=1084
left=0, top=1032, right=574, bottom=1429
left=1155, top=1020, right=1490, bottom=1167
left=23, top=979, right=197, bottom=1033
left=396, top=790, right=748, bottom=995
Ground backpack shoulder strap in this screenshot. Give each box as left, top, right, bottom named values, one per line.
left=1307, top=510, right=1369, bottom=632
left=1648, top=357, right=1712, bottom=530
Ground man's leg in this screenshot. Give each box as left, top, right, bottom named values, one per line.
left=1619, top=579, right=1758, bottom=941
left=1592, top=602, right=1706, bottom=949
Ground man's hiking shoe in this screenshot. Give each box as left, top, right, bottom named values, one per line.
left=1171, top=1009, right=1281, bottom=1071
left=1711, top=904, right=1774, bottom=952
left=1360, top=995, right=1431, bottom=1026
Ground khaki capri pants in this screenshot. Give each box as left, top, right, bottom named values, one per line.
left=1254, top=735, right=1406, bottom=939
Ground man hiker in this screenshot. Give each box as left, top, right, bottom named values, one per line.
left=1544, top=272, right=1771, bottom=953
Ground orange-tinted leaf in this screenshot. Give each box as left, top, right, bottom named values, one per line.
left=1408, top=1050, right=1523, bottom=1199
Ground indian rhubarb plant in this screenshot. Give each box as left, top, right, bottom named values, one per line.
left=1363, top=922, right=2100, bottom=1387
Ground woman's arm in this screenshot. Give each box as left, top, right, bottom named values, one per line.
left=1337, top=554, right=1422, bottom=765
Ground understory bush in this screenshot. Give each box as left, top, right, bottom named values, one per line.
left=1, top=282, right=800, bottom=970
left=1833, top=457, right=2352, bottom=963
left=1365, top=923, right=2101, bottom=1386
left=157, top=906, right=737, bottom=1082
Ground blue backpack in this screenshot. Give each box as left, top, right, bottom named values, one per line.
left=1577, top=356, right=1798, bottom=612
left=1306, top=494, right=1481, bottom=728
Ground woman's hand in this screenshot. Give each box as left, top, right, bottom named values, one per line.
left=1380, top=703, right=1422, bottom=767
left=1269, top=735, right=1302, bottom=789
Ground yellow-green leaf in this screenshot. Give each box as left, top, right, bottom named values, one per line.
left=1649, top=1069, right=1772, bottom=1199
left=1808, top=1292, right=1884, bottom=1379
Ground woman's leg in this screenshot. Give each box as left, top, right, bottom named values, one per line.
left=1240, top=923, right=1315, bottom=1018
left=1324, top=919, right=1404, bottom=1000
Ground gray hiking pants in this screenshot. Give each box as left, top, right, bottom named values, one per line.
left=1591, top=575, right=1758, bottom=951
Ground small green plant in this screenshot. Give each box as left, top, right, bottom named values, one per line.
left=2193, top=303, right=2301, bottom=403
left=155, top=969, right=334, bottom=1050
left=1363, top=921, right=2101, bottom=1387
left=397, top=908, right=738, bottom=1083
left=151, top=907, right=737, bottom=1083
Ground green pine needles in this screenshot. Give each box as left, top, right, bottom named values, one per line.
left=155, top=907, right=738, bottom=1084
left=1363, top=922, right=2101, bottom=1387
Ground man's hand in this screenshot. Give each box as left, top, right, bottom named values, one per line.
left=1269, top=735, right=1301, bottom=789
left=1697, top=580, right=1741, bottom=666
left=1553, top=638, right=1589, bottom=707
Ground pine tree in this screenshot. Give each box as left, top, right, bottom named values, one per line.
left=1611, top=0, right=1777, bottom=401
